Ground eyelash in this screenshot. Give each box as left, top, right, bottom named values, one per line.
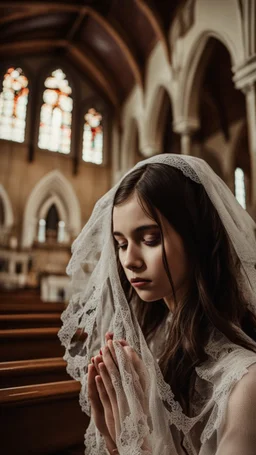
left=117, top=238, right=161, bottom=250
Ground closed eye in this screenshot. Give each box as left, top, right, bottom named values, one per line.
left=143, top=235, right=161, bottom=246
left=116, top=243, right=127, bottom=250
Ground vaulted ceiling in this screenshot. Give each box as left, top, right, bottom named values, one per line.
left=0, top=0, right=181, bottom=108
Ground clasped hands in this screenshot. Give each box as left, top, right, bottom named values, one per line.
left=88, top=332, right=150, bottom=454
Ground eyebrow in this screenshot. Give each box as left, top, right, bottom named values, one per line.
left=113, top=224, right=159, bottom=237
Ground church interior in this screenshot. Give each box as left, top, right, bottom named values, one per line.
left=1, top=0, right=256, bottom=453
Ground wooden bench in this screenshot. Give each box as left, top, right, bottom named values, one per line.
left=0, top=327, right=65, bottom=361
left=0, top=357, right=71, bottom=388
left=0, top=301, right=66, bottom=314
left=1, top=380, right=89, bottom=455
left=0, top=313, right=62, bottom=329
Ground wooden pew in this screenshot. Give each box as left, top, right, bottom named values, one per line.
left=0, top=380, right=89, bottom=455
left=0, top=313, right=62, bottom=329
left=0, top=327, right=65, bottom=361
left=0, top=302, right=66, bottom=314
left=0, top=357, right=71, bottom=388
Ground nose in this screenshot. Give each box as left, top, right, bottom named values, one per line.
left=123, top=244, right=144, bottom=271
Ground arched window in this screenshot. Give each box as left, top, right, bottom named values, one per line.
left=82, top=108, right=103, bottom=164
left=45, top=204, right=59, bottom=242
left=0, top=67, right=29, bottom=143
left=235, top=167, right=246, bottom=209
left=37, top=204, right=66, bottom=244
left=38, top=69, right=72, bottom=154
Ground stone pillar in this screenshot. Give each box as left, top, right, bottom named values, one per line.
left=233, top=0, right=256, bottom=213
left=234, top=57, right=256, bottom=208
left=173, top=118, right=199, bottom=156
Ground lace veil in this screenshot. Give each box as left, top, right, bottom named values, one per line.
left=58, top=154, right=256, bottom=455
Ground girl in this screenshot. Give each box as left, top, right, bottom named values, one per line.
left=59, top=154, right=256, bottom=455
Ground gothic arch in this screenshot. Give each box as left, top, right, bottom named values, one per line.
left=22, top=170, right=81, bottom=248
left=177, top=32, right=236, bottom=128
left=144, top=85, right=174, bottom=154
left=39, top=194, right=67, bottom=223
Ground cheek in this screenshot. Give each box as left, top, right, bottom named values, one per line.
left=167, top=246, right=189, bottom=285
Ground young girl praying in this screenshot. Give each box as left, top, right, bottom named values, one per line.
left=59, top=154, right=256, bottom=455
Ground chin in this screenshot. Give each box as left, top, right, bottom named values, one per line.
left=135, top=290, right=165, bottom=303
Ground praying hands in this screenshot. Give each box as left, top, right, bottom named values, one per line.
left=88, top=333, right=151, bottom=455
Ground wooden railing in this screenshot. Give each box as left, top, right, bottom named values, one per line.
left=1, top=380, right=89, bottom=455
left=0, top=290, right=89, bottom=455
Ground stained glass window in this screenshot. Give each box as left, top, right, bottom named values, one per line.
left=235, top=167, right=246, bottom=209
left=38, top=69, right=72, bottom=154
left=82, top=108, right=103, bottom=164
left=0, top=67, right=29, bottom=143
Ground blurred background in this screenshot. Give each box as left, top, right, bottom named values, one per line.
left=0, top=0, right=255, bottom=453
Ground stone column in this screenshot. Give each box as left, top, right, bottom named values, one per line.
left=233, top=0, right=256, bottom=212
left=234, top=57, right=256, bottom=208
left=173, top=118, right=199, bottom=156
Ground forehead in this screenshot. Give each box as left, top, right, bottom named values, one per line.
left=113, top=194, right=153, bottom=230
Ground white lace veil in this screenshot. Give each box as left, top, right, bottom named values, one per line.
left=58, top=154, right=256, bottom=455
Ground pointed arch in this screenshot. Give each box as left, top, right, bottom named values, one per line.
left=177, top=32, right=236, bottom=126
left=39, top=194, right=67, bottom=223
left=22, top=170, right=81, bottom=248
left=145, top=85, right=179, bottom=154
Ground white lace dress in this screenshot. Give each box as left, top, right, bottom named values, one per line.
left=163, top=335, right=256, bottom=455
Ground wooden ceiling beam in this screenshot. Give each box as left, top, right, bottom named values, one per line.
left=0, top=3, right=142, bottom=88
left=86, top=7, right=143, bottom=88
left=66, top=10, right=87, bottom=42
left=66, top=43, right=120, bottom=107
left=0, top=39, right=67, bottom=55
left=135, top=0, right=170, bottom=63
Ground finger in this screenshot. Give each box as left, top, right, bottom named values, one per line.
left=105, top=332, right=113, bottom=342
left=115, top=343, right=147, bottom=398
left=107, top=339, right=128, bottom=366
left=99, top=362, right=117, bottom=405
left=119, top=339, right=128, bottom=346
left=88, top=364, right=103, bottom=412
left=107, top=339, right=118, bottom=366
left=95, top=375, right=117, bottom=440
left=94, top=354, right=103, bottom=374
left=98, top=363, right=121, bottom=437
left=102, top=346, right=120, bottom=376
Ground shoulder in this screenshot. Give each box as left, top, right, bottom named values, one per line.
left=227, top=362, right=256, bottom=414
left=217, top=363, right=256, bottom=455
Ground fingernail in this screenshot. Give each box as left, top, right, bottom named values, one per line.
left=91, top=357, right=95, bottom=363
left=100, top=349, right=102, bottom=355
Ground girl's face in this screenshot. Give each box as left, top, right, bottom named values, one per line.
left=113, top=193, right=190, bottom=310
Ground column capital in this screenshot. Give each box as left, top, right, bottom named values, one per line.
left=139, top=144, right=160, bottom=157
left=233, top=55, right=256, bottom=92
left=173, top=117, right=200, bottom=135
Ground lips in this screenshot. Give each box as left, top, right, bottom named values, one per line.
left=130, top=278, right=151, bottom=283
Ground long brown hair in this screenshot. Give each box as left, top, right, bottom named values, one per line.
left=113, top=163, right=256, bottom=411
